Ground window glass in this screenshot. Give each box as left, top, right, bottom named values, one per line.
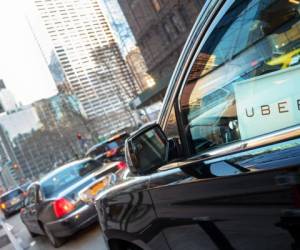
left=0, top=189, right=22, bottom=202
left=41, top=160, right=101, bottom=198
left=164, top=106, right=180, bottom=139
left=132, top=128, right=168, bottom=174
left=180, top=0, right=300, bottom=154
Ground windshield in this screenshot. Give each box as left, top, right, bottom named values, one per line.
left=0, top=189, right=22, bottom=202
left=88, top=135, right=128, bottom=157
left=106, top=141, right=119, bottom=150
left=41, top=160, right=101, bottom=199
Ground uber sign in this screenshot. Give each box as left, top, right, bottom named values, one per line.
left=235, top=65, right=300, bottom=140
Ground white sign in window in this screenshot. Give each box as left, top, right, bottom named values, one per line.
left=235, top=65, right=300, bottom=140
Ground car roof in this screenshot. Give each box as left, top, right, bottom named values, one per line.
left=86, top=141, right=107, bottom=154
left=85, top=132, right=128, bottom=155
left=39, top=158, right=92, bottom=185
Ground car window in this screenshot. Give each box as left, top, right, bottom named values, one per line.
left=164, top=106, right=180, bottom=139
left=106, top=141, right=119, bottom=150
left=106, top=134, right=128, bottom=149
left=41, top=160, right=101, bottom=199
left=0, top=189, right=22, bottom=202
left=180, top=0, right=300, bottom=154
left=88, top=144, right=106, bottom=157
left=132, top=129, right=168, bottom=174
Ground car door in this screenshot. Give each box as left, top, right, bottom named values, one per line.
left=148, top=0, right=300, bottom=249
left=22, top=185, right=43, bottom=234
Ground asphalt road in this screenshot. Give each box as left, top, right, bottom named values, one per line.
left=2, top=212, right=108, bottom=250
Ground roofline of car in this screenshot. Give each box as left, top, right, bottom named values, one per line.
left=0, top=186, right=23, bottom=198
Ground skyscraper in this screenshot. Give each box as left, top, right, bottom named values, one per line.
left=0, top=80, right=19, bottom=114
left=118, top=0, right=204, bottom=109
left=0, top=80, right=6, bottom=90
left=33, top=0, right=139, bottom=136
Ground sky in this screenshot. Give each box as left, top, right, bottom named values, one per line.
left=0, top=0, right=57, bottom=105
left=0, top=0, right=135, bottom=106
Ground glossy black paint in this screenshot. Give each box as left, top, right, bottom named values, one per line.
left=97, top=136, right=300, bottom=250
left=95, top=1, right=300, bottom=250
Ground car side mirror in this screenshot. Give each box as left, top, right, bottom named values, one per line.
left=125, top=123, right=170, bottom=175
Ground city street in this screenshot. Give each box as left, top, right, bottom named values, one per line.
left=1, top=212, right=108, bottom=250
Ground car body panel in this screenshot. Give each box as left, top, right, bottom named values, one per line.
left=148, top=140, right=300, bottom=250
left=96, top=175, right=170, bottom=250
left=45, top=204, right=97, bottom=237
left=97, top=137, right=300, bottom=250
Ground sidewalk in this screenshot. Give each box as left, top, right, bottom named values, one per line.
left=0, top=222, right=14, bottom=250
left=0, top=214, right=30, bottom=250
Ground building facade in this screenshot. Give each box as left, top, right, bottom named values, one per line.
left=118, top=0, right=204, bottom=107
left=34, top=0, right=139, bottom=136
left=101, top=0, right=136, bottom=56
left=126, top=47, right=154, bottom=91
left=0, top=80, right=19, bottom=114
left=0, top=93, right=95, bottom=182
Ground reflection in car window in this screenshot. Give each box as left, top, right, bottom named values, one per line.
left=41, top=160, right=100, bottom=198
left=87, top=134, right=128, bottom=157
left=106, top=141, right=118, bottom=150
left=180, top=0, right=300, bottom=154
left=164, top=106, right=180, bottom=139
left=25, top=187, right=36, bottom=206
left=132, top=129, right=167, bottom=174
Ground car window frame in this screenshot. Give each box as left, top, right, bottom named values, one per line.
left=174, top=0, right=300, bottom=160
left=159, top=0, right=226, bottom=155
left=175, top=0, right=237, bottom=157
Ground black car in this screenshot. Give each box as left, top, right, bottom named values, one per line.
left=85, top=132, right=129, bottom=162
left=20, top=158, right=126, bottom=247
left=0, top=187, right=25, bottom=218
left=95, top=1, right=300, bottom=250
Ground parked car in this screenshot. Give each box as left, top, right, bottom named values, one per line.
left=95, top=1, right=300, bottom=250
left=85, top=132, right=129, bottom=162
left=0, top=187, right=25, bottom=218
left=20, top=158, right=127, bottom=247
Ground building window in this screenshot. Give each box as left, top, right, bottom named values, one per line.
left=171, top=14, right=186, bottom=33
left=163, top=22, right=178, bottom=41
left=152, top=0, right=161, bottom=12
